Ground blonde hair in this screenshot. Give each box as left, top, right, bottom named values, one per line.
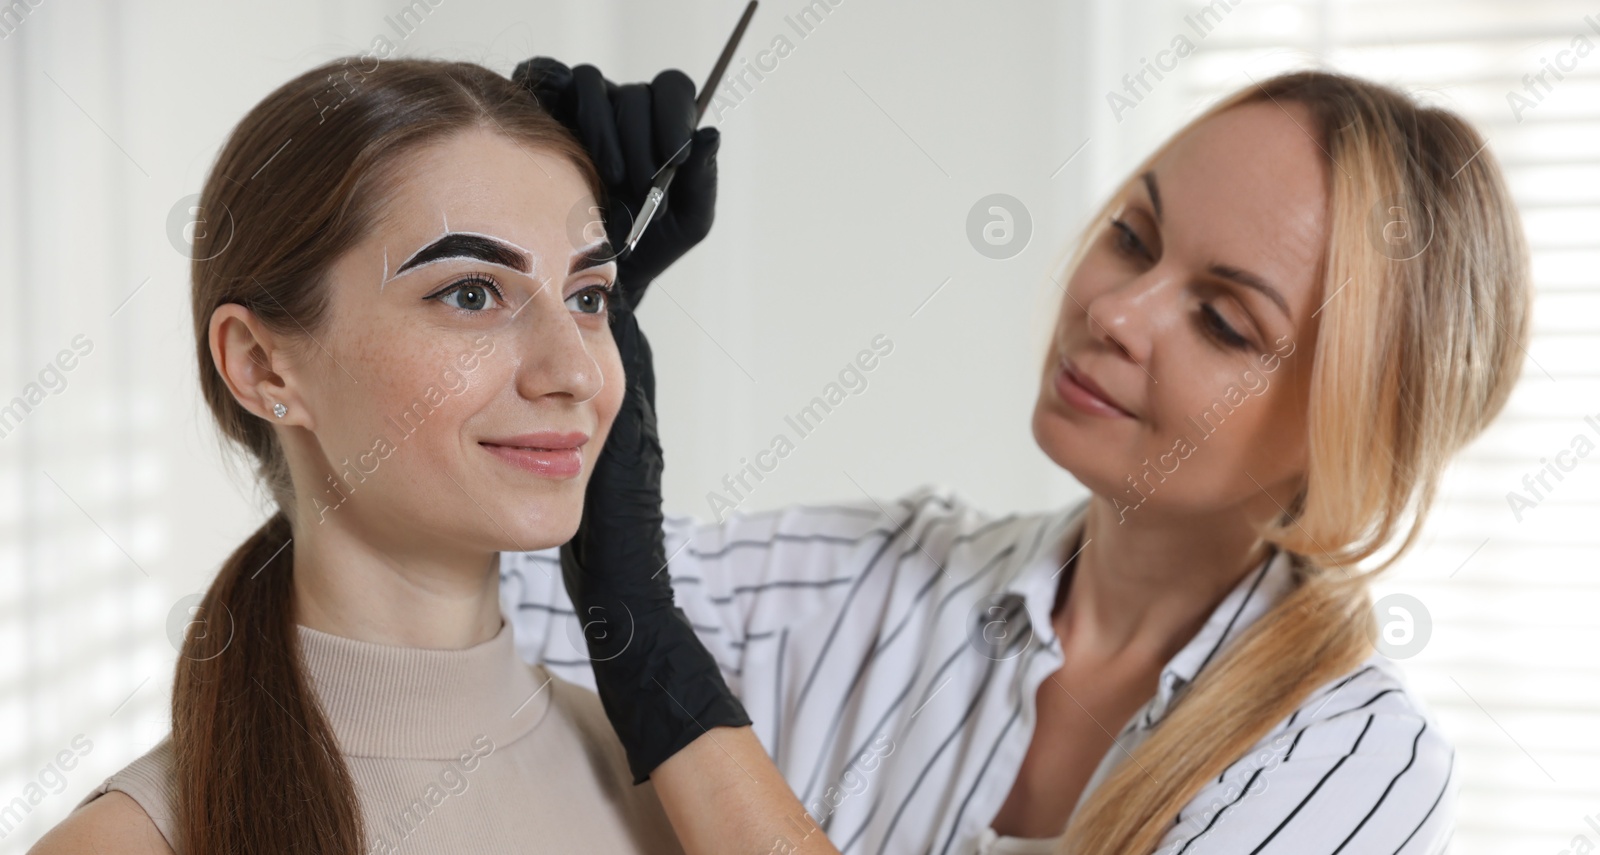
left=1053, top=69, right=1531, bottom=853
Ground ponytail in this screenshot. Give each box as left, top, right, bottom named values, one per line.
left=171, top=511, right=363, bottom=854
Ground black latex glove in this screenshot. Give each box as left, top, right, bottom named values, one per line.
left=556, top=263, right=750, bottom=785
left=513, top=56, right=720, bottom=302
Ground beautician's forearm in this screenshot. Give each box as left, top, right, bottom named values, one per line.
left=652, top=726, right=841, bottom=855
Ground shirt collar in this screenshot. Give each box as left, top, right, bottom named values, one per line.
left=1006, top=496, right=1305, bottom=729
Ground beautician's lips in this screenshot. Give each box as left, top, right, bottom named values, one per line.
left=480, top=432, right=588, bottom=479
left=1055, top=358, right=1137, bottom=419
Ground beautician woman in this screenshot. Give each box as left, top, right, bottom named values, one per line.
left=522, top=59, right=1529, bottom=854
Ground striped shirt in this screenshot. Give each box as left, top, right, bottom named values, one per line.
left=500, top=485, right=1458, bottom=855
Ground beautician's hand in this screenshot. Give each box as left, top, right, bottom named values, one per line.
left=543, top=69, right=842, bottom=855
left=513, top=56, right=719, bottom=300
left=558, top=285, right=750, bottom=785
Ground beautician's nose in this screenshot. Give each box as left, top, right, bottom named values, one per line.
left=1082, top=267, right=1176, bottom=367
left=512, top=284, right=606, bottom=403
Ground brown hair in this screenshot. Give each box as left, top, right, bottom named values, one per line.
left=1051, top=70, right=1530, bottom=852
left=178, top=57, right=600, bottom=854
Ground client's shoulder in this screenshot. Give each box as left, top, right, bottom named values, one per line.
left=32, top=738, right=176, bottom=855
left=543, top=664, right=615, bottom=737
left=31, top=791, right=171, bottom=854
left=532, top=663, right=640, bottom=779
left=532, top=664, right=685, bottom=849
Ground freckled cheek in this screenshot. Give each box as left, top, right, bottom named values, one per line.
left=345, top=339, right=483, bottom=434
left=331, top=338, right=432, bottom=425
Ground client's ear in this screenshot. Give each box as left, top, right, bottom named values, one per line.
left=208, top=303, right=315, bottom=430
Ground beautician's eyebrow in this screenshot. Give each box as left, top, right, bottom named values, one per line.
left=1141, top=170, right=1163, bottom=222
left=569, top=240, right=617, bottom=275
left=1211, top=264, right=1290, bottom=319
left=396, top=232, right=532, bottom=275
left=1139, top=169, right=1291, bottom=320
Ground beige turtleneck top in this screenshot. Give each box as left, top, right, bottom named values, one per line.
left=74, top=615, right=685, bottom=854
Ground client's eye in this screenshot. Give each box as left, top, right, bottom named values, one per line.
left=566, top=284, right=612, bottom=316
left=428, top=276, right=504, bottom=312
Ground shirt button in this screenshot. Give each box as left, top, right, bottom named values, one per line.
left=967, top=592, right=1033, bottom=661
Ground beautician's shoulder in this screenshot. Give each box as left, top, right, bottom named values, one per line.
left=30, top=791, right=176, bottom=855
left=1267, top=656, right=1459, bottom=826
left=1268, top=651, right=1458, bottom=792
left=1166, top=654, right=1456, bottom=853
left=661, top=483, right=1050, bottom=612
left=681, top=482, right=1007, bottom=555
left=1289, top=651, right=1453, bottom=747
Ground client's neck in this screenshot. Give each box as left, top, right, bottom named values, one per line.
left=287, top=516, right=505, bottom=650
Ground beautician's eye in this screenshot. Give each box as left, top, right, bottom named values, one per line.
left=566, top=284, right=612, bottom=316
left=1198, top=303, right=1252, bottom=351
left=427, top=276, right=504, bottom=312
left=1109, top=218, right=1253, bottom=351
left=1110, top=218, right=1151, bottom=260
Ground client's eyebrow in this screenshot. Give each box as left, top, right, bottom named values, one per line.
left=569, top=240, right=618, bottom=275
left=396, top=232, right=532, bottom=275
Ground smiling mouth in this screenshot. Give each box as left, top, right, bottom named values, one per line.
left=479, top=434, right=587, bottom=479
left=479, top=431, right=588, bottom=451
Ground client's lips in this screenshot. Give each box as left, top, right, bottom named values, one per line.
left=480, top=432, right=588, bottom=479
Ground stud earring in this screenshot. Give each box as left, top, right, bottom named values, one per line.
left=272, top=402, right=287, bottom=419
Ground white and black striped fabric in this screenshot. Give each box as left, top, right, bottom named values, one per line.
left=500, top=486, right=1457, bottom=855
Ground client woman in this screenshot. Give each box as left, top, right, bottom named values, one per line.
left=510, top=62, right=1531, bottom=854
left=32, top=57, right=830, bottom=855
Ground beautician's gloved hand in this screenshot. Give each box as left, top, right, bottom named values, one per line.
left=557, top=283, right=750, bottom=785
left=513, top=56, right=720, bottom=297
